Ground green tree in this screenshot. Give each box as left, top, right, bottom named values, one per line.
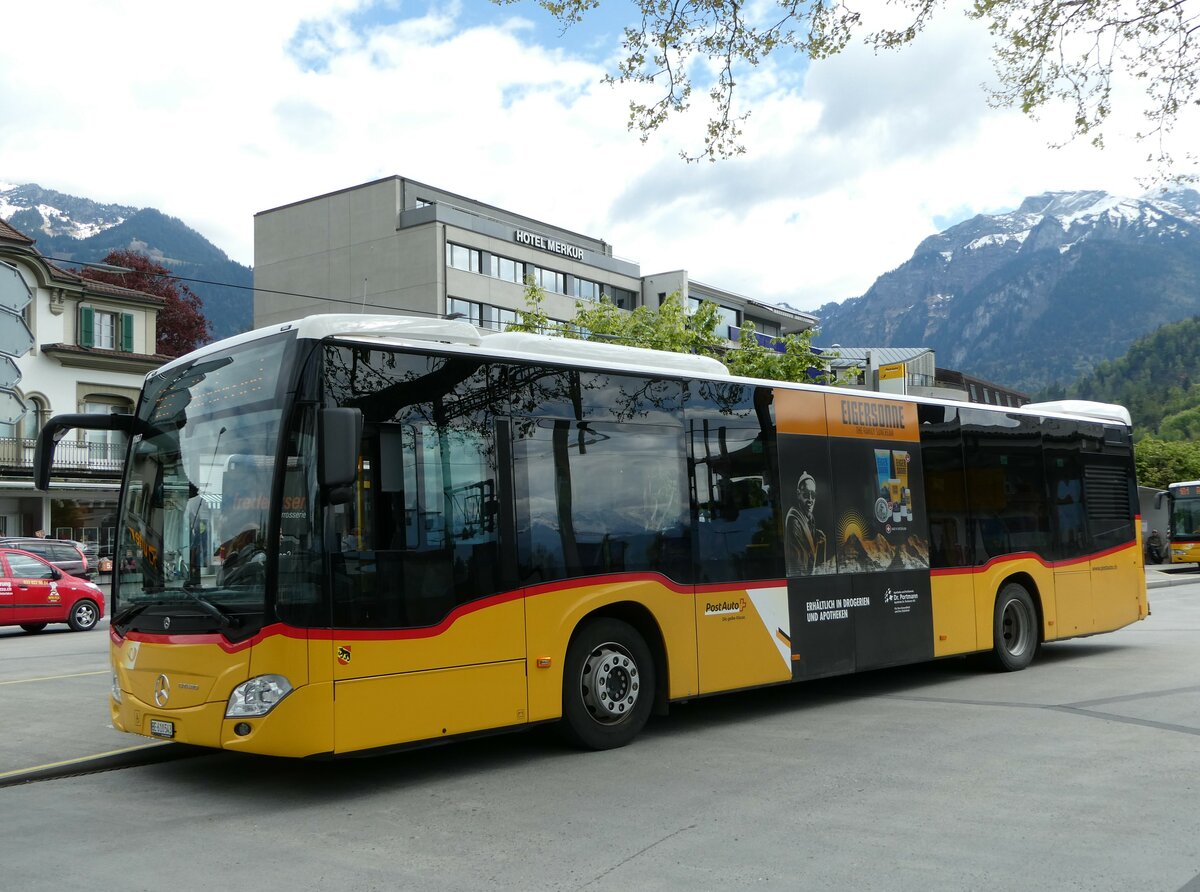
left=1070, top=316, right=1200, bottom=436
left=510, top=282, right=830, bottom=383
left=1159, top=406, right=1200, bottom=442
left=1135, top=437, right=1200, bottom=489
left=498, top=0, right=1200, bottom=169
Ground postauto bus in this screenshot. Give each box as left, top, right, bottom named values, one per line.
left=34, top=315, right=1149, bottom=757
left=1157, top=481, right=1200, bottom=564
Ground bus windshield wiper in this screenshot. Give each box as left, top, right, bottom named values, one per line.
left=180, top=587, right=239, bottom=628
left=111, top=600, right=165, bottom=627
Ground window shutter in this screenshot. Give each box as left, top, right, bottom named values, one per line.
left=79, top=306, right=94, bottom=347
left=121, top=313, right=135, bottom=352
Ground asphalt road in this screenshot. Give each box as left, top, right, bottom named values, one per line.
left=0, top=573, right=1197, bottom=891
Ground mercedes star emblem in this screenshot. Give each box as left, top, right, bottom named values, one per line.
left=154, top=674, right=170, bottom=707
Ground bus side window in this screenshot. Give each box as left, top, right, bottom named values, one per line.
left=514, top=419, right=691, bottom=584
left=692, top=424, right=783, bottom=582
left=918, top=404, right=971, bottom=569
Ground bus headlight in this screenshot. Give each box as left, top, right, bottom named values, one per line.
left=226, top=675, right=293, bottom=718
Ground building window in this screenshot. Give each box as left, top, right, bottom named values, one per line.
left=96, top=311, right=116, bottom=348
left=447, top=243, right=481, bottom=273
left=448, top=298, right=483, bottom=327
left=695, top=302, right=739, bottom=337
left=80, top=306, right=133, bottom=352
left=19, top=396, right=48, bottom=440
left=745, top=317, right=780, bottom=338
left=530, top=266, right=565, bottom=294
left=688, top=297, right=736, bottom=331
left=489, top=255, right=523, bottom=284
left=573, top=278, right=601, bottom=302
left=969, top=384, right=978, bottom=401
left=608, top=287, right=636, bottom=310
left=82, top=400, right=130, bottom=463
left=448, top=298, right=519, bottom=332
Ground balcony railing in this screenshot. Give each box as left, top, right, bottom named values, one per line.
left=0, top=437, right=125, bottom=473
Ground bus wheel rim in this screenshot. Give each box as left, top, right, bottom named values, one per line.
left=580, top=642, right=640, bottom=724
left=1001, top=597, right=1032, bottom=657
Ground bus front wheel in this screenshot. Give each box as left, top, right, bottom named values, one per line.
left=561, top=618, right=655, bottom=750
left=991, top=582, right=1038, bottom=671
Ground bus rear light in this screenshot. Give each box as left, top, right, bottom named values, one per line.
left=226, top=675, right=293, bottom=718
left=111, top=671, right=122, bottom=704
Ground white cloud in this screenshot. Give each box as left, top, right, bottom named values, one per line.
left=0, top=0, right=1193, bottom=315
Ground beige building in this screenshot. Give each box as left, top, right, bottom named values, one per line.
left=0, top=218, right=166, bottom=552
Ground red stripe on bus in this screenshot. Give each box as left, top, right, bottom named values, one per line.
left=113, top=542, right=1136, bottom=651
left=930, top=541, right=1136, bottom=577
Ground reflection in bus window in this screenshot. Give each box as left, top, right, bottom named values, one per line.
left=692, top=424, right=783, bottom=583
left=515, top=420, right=690, bottom=583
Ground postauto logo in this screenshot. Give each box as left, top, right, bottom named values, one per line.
left=704, top=597, right=747, bottom=616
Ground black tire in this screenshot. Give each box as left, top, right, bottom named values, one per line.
left=20, top=623, right=47, bottom=634
left=561, top=618, right=656, bottom=750
left=991, top=582, right=1038, bottom=671
left=67, top=599, right=100, bottom=632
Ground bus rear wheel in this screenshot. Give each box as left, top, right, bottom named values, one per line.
left=561, top=618, right=655, bottom=750
left=991, top=582, right=1038, bottom=671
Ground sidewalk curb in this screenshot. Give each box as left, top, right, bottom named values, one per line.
left=1145, top=563, right=1198, bottom=590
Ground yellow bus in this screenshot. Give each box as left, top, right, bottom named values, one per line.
left=35, top=315, right=1149, bottom=757
left=1158, top=481, right=1200, bottom=563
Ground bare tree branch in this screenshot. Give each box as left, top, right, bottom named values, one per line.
left=495, top=0, right=1200, bottom=175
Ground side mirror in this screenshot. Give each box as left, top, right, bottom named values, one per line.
left=320, top=408, right=363, bottom=504
left=34, top=412, right=153, bottom=491
left=1154, top=491, right=1167, bottom=510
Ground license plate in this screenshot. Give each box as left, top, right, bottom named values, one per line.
left=150, top=719, right=175, bottom=739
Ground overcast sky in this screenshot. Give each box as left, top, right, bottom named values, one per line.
left=0, top=0, right=1187, bottom=312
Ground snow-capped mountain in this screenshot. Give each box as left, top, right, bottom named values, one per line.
left=808, top=189, right=1200, bottom=393
left=0, top=182, right=252, bottom=339
left=0, top=182, right=138, bottom=241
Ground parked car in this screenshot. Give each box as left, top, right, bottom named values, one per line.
left=0, top=547, right=105, bottom=633
left=0, top=537, right=90, bottom=578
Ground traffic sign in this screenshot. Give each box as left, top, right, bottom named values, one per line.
left=0, top=260, right=32, bottom=313
left=0, top=260, right=33, bottom=425
left=0, top=391, right=24, bottom=425
left=0, top=308, right=33, bottom=356
left=0, top=354, right=19, bottom=388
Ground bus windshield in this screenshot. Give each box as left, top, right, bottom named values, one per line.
left=1170, top=491, right=1200, bottom=542
left=113, top=333, right=296, bottom=632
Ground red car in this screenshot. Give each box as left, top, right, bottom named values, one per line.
left=0, top=547, right=105, bottom=633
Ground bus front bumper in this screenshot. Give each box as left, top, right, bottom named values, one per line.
left=111, top=681, right=334, bottom=758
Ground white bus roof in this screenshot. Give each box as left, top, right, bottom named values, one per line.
left=1020, top=400, right=1131, bottom=427
left=297, top=313, right=730, bottom=378
left=151, top=315, right=1131, bottom=428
